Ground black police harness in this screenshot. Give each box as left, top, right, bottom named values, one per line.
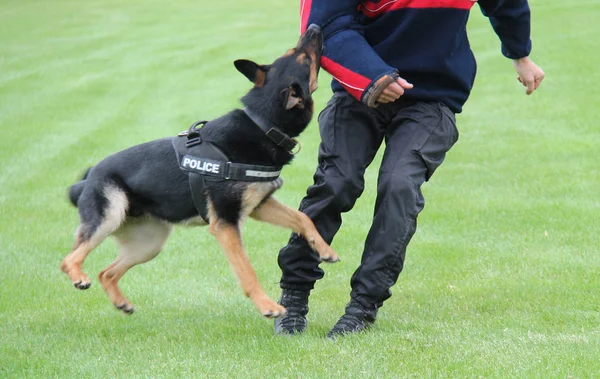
left=172, top=108, right=299, bottom=222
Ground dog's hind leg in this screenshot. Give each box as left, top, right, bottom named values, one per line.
left=61, top=184, right=128, bottom=290
left=209, top=217, right=286, bottom=318
left=250, top=196, right=339, bottom=263
left=98, top=216, right=172, bottom=314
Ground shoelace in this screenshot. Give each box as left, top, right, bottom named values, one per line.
left=281, top=291, right=308, bottom=308
left=279, top=313, right=307, bottom=330
left=278, top=291, right=309, bottom=329
left=332, top=313, right=368, bottom=333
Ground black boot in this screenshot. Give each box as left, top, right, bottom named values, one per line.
left=327, top=300, right=377, bottom=339
left=274, top=289, right=310, bottom=335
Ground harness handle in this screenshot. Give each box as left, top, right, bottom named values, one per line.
left=184, top=120, right=209, bottom=147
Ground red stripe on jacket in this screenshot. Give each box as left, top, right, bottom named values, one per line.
left=321, top=56, right=371, bottom=100
left=300, top=0, right=313, bottom=33
left=360, top=0, right=477, bottom=17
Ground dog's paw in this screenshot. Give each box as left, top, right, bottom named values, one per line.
left=115, top=303, right=135, bottom=315
left=320, top=254, right=340, bottom=263
left=61, top=262, right=92, bottom=290
left=257, top=299, right=287, bottom=319
left=306, top=236, right=340, bottom=264
left=318, top=247, right=340, bottom=264
left=263, top=305, right=287, bottom=319
left=73, top=280, right=91, bottom=290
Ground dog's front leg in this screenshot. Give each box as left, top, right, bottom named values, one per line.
left=250, top=196, right=339, bottom=263
left=209, top=218, right=287, bottom=318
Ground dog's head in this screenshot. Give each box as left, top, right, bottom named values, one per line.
left=236, top=24, right=323, bottom=137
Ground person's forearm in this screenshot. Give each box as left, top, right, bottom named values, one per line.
left=302, top=0, right=397, bottom=106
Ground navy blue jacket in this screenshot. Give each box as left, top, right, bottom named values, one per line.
left=300, top=0, right=532, bottom=113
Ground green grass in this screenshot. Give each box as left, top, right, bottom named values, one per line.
left=1, top=1, right=599, bottom=377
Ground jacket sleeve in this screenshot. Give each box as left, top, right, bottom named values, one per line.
left=300, top=0, right=398, bottom=106
left=478, top=0, right=532, bottom=59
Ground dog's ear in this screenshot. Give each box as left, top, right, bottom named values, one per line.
left=234, top=59, right=269, bottom=87
left=280, top=83, right=304, bottom=110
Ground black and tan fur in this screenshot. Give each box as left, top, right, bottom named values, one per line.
left=60, top=25, right=335, bottom=318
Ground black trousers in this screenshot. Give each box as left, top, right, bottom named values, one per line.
left=278, top=92, right=459, bottom=311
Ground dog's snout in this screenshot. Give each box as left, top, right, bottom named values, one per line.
left=305, top=24, right=321, bottom=36
left=298, top=24, right=323, bottom=54
left=304, top=24, right=322, bottom=46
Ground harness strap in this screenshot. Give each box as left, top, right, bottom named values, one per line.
left=180, top=155, right=281, bottom=181
left=243, top=107, right=298, bottom=153
left=172, top=120, right=283, bottom=223
left=188, top=173, right=209, bottom=223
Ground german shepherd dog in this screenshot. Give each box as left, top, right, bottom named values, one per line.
left=60, top=25, right=337, bottom=318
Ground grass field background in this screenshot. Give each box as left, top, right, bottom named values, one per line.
left=1, top=1, right=599, bottom=377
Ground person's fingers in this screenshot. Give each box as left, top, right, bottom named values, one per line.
left=377, top=94, right=392, bottom=103
left=534, top=75, right=544, bottom=90
left=378, top=76, right=415, bottom=104
left=383, top=88, right=400, bottom=99
left=525, top=78, right=535, bottom=95
left=396, top=77, right=414, bottom=89
left=387, top=82, right=405, bottom=97
left=518, top=74, right=535, bottom=94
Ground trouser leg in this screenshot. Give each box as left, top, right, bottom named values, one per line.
left=278, top=93, right=388, bottom=290
left=350, top=102, right=459, bottom=313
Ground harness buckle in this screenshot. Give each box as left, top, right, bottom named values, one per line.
left=290, top=138, right=302, bottom=155
left=266, top=128, right=298, bottom=153
left=186, top=136, right=202, bottom=147
left=224, top=162, right=232, bottom=179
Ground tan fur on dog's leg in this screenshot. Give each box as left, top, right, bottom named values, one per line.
left=98, top=258, right=133, bottom=312
left=209, top=217, right=286, bottom=318
left=61, top=223, right=118, bottom=290
left=250, top=197, right=339, bottom=262
left=98, top=216, right=172, bottom=314
left=61, top=237, right=94, bottom=290
left=61, top=185, right=129, bottom=290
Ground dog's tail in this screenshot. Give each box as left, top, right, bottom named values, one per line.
left=68, top=167, right=92, bottom=207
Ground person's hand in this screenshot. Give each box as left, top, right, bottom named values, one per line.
left=513, top=57, right=545, bottom=95
left=377, top=77, right=413, bottom=103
